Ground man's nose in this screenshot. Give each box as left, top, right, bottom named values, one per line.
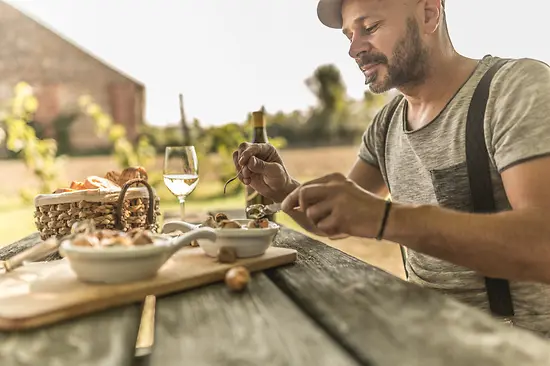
left=348, top=36, right=368, bottom=59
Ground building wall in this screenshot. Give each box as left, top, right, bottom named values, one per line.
left=0, top=1, right=145, bottom=152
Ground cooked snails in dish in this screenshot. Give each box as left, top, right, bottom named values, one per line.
left=246, top=218, right=269, bottom=229
left=218, top=220, right=242, bottom=229
left=201, top=212, right=270, bottom=229
left=66, top=227, right=156, bottom=248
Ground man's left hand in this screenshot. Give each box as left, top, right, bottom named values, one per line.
left=281, top=173, right=387, bottom=238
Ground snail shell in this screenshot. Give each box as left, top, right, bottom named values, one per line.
left=132, top=231, right=154, bottom=245
left=246, top=218, right=269, bottom=229
left=202, top=216, right=218, bottom=228
left=214, top=213, right=229, bottom=223
left=225, top=266, right=250, bottom=291
left=72, top=233, right=100, bottom=247
left=218, top=220, right=241, bottom=229
left=217, top=247, right=236, bottom=263
left=100, top=236, right=133, bottom=247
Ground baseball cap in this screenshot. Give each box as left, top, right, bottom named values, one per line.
left=317, top=0, right=344, bottom=29
left=316, top=0, right=446, bottom=29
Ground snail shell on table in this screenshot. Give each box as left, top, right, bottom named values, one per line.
left=217, top=247, right=236, bottom=263
left=225, top=266, right=250, bottom=291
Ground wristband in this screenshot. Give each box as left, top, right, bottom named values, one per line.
left=376, top=199, right=392, bottom=241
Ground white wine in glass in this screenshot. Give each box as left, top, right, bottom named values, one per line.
left=163, top=146, right=199, bottom=220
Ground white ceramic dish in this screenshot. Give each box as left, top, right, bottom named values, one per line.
left=59, top=227, right=217, bottom=284
left=162, top=219, right=280, bottom=258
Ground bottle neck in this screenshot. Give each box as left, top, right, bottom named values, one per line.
left=252, top=125, right=268, bottom=143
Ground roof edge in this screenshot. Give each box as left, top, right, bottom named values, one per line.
left=2, top=0, right=145, bottom=88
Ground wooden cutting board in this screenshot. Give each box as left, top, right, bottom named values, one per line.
left=0, top=246, right=296, bottom=331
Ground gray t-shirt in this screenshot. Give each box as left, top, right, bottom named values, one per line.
left=359, top=55, right=550, bottom=337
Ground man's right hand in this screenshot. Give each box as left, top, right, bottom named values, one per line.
left=232, top=142, right=298, bottom=203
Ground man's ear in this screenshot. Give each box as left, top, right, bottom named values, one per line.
left=421, top=0, right=443, bottom=34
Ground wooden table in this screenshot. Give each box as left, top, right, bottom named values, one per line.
left=1, top=227, right=550, bottom=366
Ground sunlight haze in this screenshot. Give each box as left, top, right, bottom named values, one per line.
left=5, top=0, right=548, bottom=126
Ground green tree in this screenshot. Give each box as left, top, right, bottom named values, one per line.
left=0, top=82, right=66, bottom=199
left=304, top=64, right=350, bottom=143
left=305, top=64, right=347, bottom=112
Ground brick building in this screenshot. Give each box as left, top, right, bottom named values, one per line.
left=0, top=0, right=145, bottom=153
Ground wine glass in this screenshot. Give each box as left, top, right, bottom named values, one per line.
left=163, top=146, right=199, bottom=220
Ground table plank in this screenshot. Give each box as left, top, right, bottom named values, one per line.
left=0, top=306, right=141, bottom=366
left=268, top=228, right=550, bottom=366
left=0, top=233, right=142, bottom=366
left=151, top=272, right=360, bottom=366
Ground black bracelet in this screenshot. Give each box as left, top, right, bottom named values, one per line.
left=376, top=199, right=392, bottom=241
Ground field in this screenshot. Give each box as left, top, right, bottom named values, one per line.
left=0, top=146, right=405, bottom=278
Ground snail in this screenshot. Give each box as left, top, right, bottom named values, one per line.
left=96, top=229, right=122, bottom=240
left=218, top=220, right=241, bottom=229
left=225, top=266, right=250, bottom=291
left=214, top=213, right=229, bottom=223
left=202, top=216, right=218, bottom=228
left=217, top=247, right=236, bottom=263
left=100, top=236, right=134, bottom=247
left=247, top=218, right=269, bottom=229
left=132, top=231, right=155, bottom=245
left=72, top=233, right=100, bottom=247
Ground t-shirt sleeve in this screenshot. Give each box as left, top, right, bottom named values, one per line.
left=357, top=98, right=398, bottom=168
left=358, top=114, right=381, bottom=168
left=488, top=58, right=550, bottom=172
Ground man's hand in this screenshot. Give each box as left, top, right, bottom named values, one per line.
left=232, top=142, right=297, bottom=203
left=281, top=173, right=387, bottom=238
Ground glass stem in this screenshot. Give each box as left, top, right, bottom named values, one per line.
left=179, top=197, right=186, bottom=221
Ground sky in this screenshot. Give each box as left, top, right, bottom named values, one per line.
left=4, top=0, right=549, bottom=127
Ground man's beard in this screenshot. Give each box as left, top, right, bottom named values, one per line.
left=359, top=17, right=430, bottom=94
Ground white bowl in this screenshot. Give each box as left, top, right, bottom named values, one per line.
left=163, top=219, right=280, bottom=258
left=60, top=227, right=218, bottom=284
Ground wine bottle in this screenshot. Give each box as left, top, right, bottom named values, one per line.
left=245, top=110, right=275, bottom=221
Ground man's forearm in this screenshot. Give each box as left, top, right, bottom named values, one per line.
left=385, top=203, right=550, bottom=283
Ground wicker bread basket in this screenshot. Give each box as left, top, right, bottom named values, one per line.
left=33, top=178, right=161, bottom=240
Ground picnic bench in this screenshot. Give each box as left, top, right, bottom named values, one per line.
left=1, top=219, right=550, bottom=365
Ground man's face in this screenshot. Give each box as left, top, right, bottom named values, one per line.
left=341, top=0, right=430, bottom=93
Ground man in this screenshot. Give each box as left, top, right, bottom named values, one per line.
left=232, top=0, right=550, bottom=337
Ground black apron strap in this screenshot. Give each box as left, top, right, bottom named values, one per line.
left=465, top=58, right=515, bottom=317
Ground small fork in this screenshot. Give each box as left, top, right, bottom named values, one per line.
left=223, top=166, right=245, bottom=194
